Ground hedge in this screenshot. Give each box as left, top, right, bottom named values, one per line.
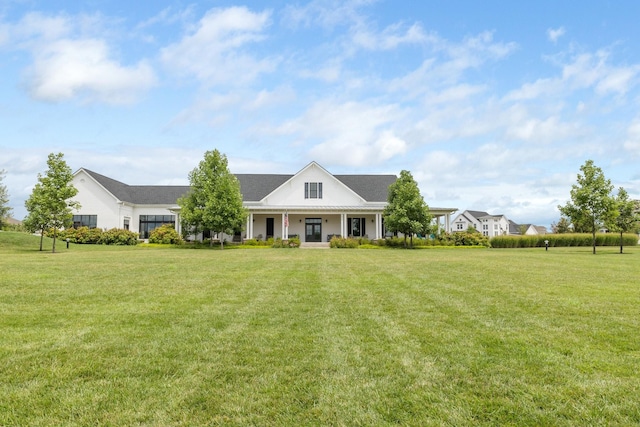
left=55, top=226, right=139, bottom=245
left=490, top=233, right=639, bottom=248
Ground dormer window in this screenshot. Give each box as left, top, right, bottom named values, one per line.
left=305, top=182, right=323, bottom=199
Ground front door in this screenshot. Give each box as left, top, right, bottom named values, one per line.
left=266, top=218, right=274, bottom=239
left=305, top=218, right=322, bottom=242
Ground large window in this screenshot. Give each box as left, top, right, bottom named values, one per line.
left=139, top=215, right=175, bottom=239
left=73, top=215, right=97, bottom=229
left=304, top=182, right=323, bottom=199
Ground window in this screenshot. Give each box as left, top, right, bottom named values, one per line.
left=304, top=182, right=323, bottom=199
left=73, top=215, right=97, bottom=229
left=139, top=215, right=175, bottom=239
left=456, top=223, right=464, bottom=230
left=123, top=218, right=130, bottom=230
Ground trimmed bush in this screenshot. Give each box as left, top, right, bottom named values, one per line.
left=330, top=236, right=360, bottom=248
left=99, top=228, right=139, bottom=245
left=57, top=226, right=103, bottom=244
left=272, top=237, right=300, bottom=248
left=55, top=226, right=139, bottom=245
left=243, top=238, right=272, bottom=247
left=148, top=224, right=183, bottom=245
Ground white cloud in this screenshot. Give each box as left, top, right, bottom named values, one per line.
left=623, top=118, right=640, bottom=156
left=547, top=26, right=565, bottom=43
left=3, top=12, right=156, bottom=104
left=505, top=49, right=640, bottom=102
left=389, top=31, right=516, bottom=96
left=351, top=21, right=430, bottom=51
left=281, top=0, right=374, bottom=30
left=275, top=99, right=407, bottom=167
left=160, top=6, right=275, bottom=86
left=26, top=38, right=156, bottom=104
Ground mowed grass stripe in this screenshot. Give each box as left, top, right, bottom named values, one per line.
left=0, top=234, right=638, bottom=426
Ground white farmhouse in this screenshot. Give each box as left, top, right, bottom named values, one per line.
left=71, top=161, right=457, bottom=243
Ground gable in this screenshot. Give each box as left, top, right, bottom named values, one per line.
left=259, top=162, right=379, bottom=206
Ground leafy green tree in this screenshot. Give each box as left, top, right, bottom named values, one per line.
left=609, top=187, right=640, bottom=254
left=23, top=153, right=79, bottom=253
left=558, top=160, right=616, bottom=254
left=551, top=217, right=572, bottom=234
left=178, top=150, right=247, bottom=249
left=0, top=169, right=12, bottom=229
left=383, top=170, right=432, bottom=248
left=23, top=182, right=49, bottom=251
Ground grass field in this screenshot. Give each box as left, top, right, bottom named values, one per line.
left=1, top=232, right=639, bottom=426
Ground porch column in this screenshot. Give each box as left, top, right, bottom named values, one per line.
left=445, top=213, right=451, bottom=233
left=375, top=213, right=381, bottom=240
left=282, top=212, right=288, bottom=239
left=341, top=213, right=346, bottom=237
left=248, top=213, right=253, bottom=239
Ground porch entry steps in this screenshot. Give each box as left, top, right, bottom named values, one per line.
left=299, top=242, right=330, bottom=249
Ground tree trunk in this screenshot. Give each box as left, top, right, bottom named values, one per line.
left=39, top=228, right=44, bottom=251
left=620, top=231, right=624, bottom=254
left=592, top=230, right=596, bottom=255
left=210, top=230, right=213, bottom=247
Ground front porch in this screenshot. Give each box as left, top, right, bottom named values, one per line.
left=245, top=207, right=457, bottom=243
left=246, top=212, right=384, bottom=243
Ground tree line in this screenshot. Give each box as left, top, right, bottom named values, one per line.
left=557, top=160, right=639, bottom=254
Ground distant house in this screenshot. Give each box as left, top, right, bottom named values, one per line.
left=451, top=210, right=510, bottom=237
left=451, top=210, right=546, bottom=237
left=519, top=224, right=548, bottom=235
left=71, top=161, right=458, bottom=242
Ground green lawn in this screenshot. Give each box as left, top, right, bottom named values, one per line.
left=1, top=232, right=639, bottom=426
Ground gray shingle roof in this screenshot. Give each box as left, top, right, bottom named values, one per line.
left=334, top=175, right=396, bottom=202
left=82, top=169, right=396, bottom=204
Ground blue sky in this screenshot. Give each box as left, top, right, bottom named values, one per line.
left=2, top=0, right=639, bottom=227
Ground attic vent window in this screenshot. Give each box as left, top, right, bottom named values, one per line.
left=305, top=182, right=323, bottom=199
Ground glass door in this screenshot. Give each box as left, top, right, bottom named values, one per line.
left=305, top=218, right=322, bottom=242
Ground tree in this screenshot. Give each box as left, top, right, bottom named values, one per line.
left=550, top=217, right=572, bottom=234
left=178, top=150, right=247, bottom=249
left=558, top=160, right=616, bottom=254
left=0, top=169, right=12, bottom=229
left=23, top=153, right=79, bottom=253
left=383, top=170, right=432, bottom=248
left=609, top=187, right=640, bottom=254
left=23, top=183, right=49, bottom=251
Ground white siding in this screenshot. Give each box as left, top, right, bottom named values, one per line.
left=72, top=171, right=121, bottom=230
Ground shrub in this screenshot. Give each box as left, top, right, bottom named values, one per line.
left=243, top=238, right=272, bottom=247
left=148, top=224, right=183, bottom=245
left=449, top=230, right=490, bottom=247
left=54, top=226, right=139, bottom=245
left=330, top=236, right=360, bottom=248
left=271, top=237, right=300, bottom=248
left=57, top=226, right=103, bottom=244
left=99, top=228, right=139, bottom=245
